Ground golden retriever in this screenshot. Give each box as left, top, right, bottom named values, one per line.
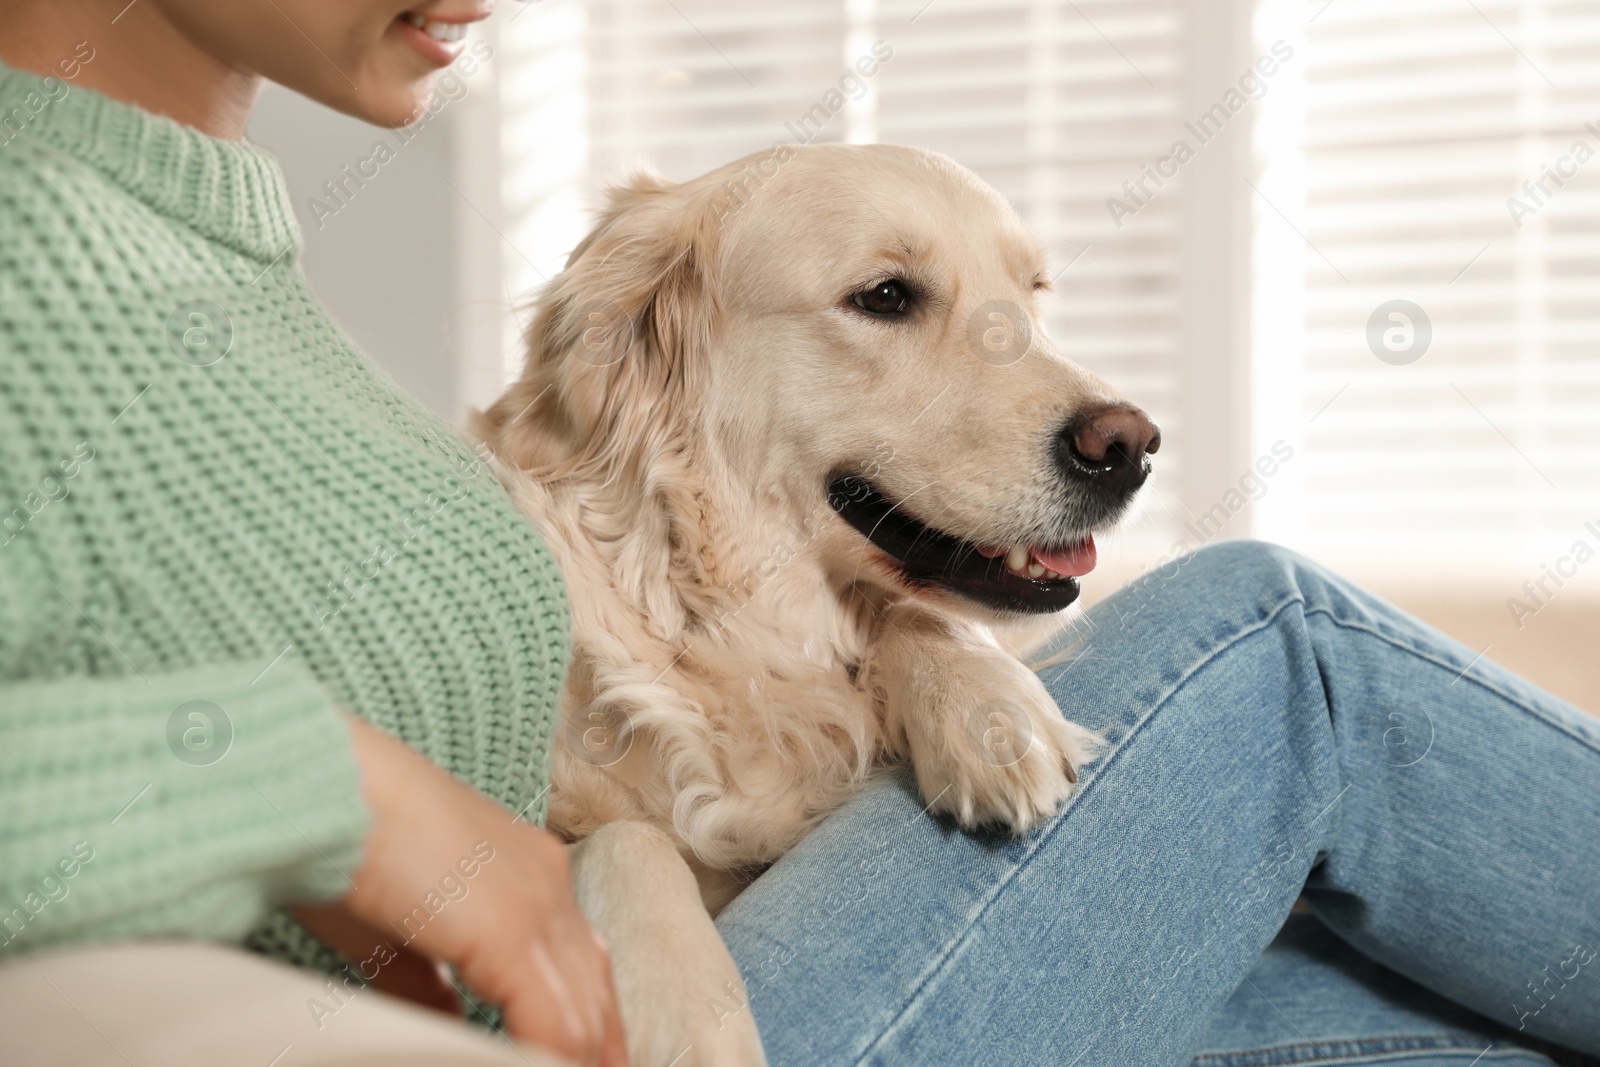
left=473, top=142, right=1158, bottom=1067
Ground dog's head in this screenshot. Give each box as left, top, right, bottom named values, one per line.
left=483, top=144, right=1158, bottom=620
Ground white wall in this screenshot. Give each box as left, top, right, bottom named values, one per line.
left=246, top=60, right=509, bottom=429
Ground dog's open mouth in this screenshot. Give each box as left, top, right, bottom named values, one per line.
left=826, top=474, right=1096, bottom=614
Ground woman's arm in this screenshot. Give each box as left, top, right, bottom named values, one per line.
left=307, top=718, right=628, bottom=1067
left=0, top=661, right=369, bottom=953
left=0, top=664, right=626, bottom=1066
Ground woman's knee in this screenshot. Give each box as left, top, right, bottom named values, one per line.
left=1093, top=539, right=1311, bottom=633
left=1169, top=538, right=1309, bottom=590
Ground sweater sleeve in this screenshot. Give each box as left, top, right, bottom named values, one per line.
left=0, top=661, right=371, bottom=956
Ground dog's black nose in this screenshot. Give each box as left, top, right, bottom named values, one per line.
left=1057, top=404, right=1161, bottom=494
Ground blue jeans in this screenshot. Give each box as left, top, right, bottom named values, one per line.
left=716, top=542, right=1600, bottom=1066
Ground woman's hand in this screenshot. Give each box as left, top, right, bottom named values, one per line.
left=295, top=715, right=628, bottom=1067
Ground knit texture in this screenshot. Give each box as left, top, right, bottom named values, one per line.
left=0, top=61, right=569, bottom=983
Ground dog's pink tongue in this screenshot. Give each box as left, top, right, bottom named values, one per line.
left=1031, top=537, right=1097, bottom=577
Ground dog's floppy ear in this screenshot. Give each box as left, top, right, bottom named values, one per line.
left=481, top=171, right=722, bottom=480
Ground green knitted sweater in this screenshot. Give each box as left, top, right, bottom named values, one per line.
left=0, top=61, right=569, bottom=976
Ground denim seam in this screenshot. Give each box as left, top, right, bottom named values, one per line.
left=851, top=592, right=1323, bottom=1067
left=1192, top=1036, right=1548, bottom=1067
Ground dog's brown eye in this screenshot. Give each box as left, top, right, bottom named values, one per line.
left=851, top=280, right=909, bottom=317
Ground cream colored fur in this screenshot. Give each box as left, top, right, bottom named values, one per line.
left=473, top=144, right=1143, bottom=1066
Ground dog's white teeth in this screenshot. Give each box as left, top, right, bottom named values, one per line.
left=1000, top=548, right=1068, bottom=580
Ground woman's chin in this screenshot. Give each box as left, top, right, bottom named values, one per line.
left=297, top=46, right=447, bottom=129
left=320, top=80, right=436, bottom=130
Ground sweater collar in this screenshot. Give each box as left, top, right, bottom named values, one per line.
left=0, top=60, right=302, bottom=264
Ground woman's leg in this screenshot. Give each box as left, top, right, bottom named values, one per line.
left=0, top=941, right=567, bottom=1067
left=1194, top=914, right=1599, bottom=1067
left=715, top=541, right=1600, bottom=1067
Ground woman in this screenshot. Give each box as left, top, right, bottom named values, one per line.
left=0, top=2, right=1594, bottom=1066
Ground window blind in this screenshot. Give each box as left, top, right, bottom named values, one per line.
left=498, top=0, right=1595, bottom=573
left=1289, top=0, right=1600, bottom=566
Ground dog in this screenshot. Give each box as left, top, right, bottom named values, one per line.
left=473, top=142, right=1158, bottom=1066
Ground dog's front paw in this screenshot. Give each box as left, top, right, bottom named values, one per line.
left=906, top=653, right=1101, bottom=833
